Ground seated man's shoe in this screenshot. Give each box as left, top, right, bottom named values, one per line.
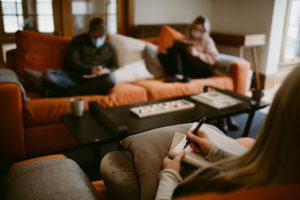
left=164, top=77, right=183, bottom=83
left=180, top=76, right=190, bottom=83
left=165, top=74, right=190, bottom=83
left=226, top=117, right=240, bottom=131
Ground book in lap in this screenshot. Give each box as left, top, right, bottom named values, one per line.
left=169, top=123, right=248, bottom=168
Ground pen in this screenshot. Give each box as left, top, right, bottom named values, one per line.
left=183, top=117, right=206, bottom=150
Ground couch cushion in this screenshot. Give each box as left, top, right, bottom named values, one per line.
left=4, top=158, right=99, bottom=200
left=23, top=83, right=148, bottom=126
left=134, top=76, right=234, bottom=100
left=15, top=30, right=71, bottom=76
left=108, top=33, right=158, bottom=67
left=143, top=45, right=167, bottom=78
left=157, top=25, right=184, bottom=51
left=119, top=123, right=192, bottom=200
left=114, top=59, right=154, bottom=83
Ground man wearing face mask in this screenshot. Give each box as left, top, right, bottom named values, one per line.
left=41, top=17, right=117, bottom=97
left=159, top=15, right=219, bottom=83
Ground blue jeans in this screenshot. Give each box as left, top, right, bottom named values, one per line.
left=42, top=70, right=117, bottom=97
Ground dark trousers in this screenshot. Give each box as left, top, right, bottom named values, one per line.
left=41, top=70, right=116, bottom=97
left=159, top=47, right=212, bottom=78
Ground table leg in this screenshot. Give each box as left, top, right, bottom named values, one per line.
left=251, top=47, right=261, bottom=89
left=92, top=142, right=101, bottom=168
left=242, top=109, right=256, bottom=137
left=238, top=46, right=244, bottom=58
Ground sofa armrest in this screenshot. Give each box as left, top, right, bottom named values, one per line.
left=0, top=83, right=26, bottom=159
left=212, top=54, right=250, bottom=95
left=5, top=49, right=17, bottom=71
left=100, top=151, right=139, bottom=200
left=229, top=60, right=251, bottom=95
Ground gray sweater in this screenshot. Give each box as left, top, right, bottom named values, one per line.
left=155, top=143, right=244, bottom=200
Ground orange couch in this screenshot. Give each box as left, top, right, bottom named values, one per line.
left=0, top=30, right=250, bottom=160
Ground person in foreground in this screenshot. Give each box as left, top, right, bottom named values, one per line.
left=155, top=66, right=300, bottom=199
left=42, top=17, right=118, bottom=96
left=159, top=15, right=219, bottom=83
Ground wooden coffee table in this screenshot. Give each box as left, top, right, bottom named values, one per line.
left=61, top=86, right=269, bottom=148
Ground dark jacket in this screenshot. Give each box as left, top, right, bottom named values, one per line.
left=63, top=34, right=118, bottom=75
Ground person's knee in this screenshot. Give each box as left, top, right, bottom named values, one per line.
left=235, top=137, right=255, bottom=149
left=105, top=73, right=117, bottom=89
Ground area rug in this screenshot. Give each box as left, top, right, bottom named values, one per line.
left=226, top=111, right=266, bottom=139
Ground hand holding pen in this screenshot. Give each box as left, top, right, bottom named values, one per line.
left=183, top=117, right=213, bottom=156
left=183, top=117, right=206, bottom=149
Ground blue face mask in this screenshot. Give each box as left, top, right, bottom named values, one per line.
left=92, top=37, right=106, bottom=48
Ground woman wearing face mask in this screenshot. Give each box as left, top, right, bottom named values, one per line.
left=159, top=16, right=219, bottom=83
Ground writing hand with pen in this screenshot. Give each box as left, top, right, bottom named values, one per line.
left=163, top=118, right=213, bottom=172
left=186, top=129, right=213, bottom=156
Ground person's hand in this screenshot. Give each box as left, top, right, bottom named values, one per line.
left=163, top=151, right=186, bottom=172
left=91, top=66, right=102, bottom=75
left=187, top=130, right=213, bottom=156
left=91, top=66, right=110, bottom=75
left=187, top=46, right=199, bottom=57
left=99, top=67, right=110, bottom=75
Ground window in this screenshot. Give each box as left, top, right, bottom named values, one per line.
left=0, top=0, right=55, bottom=36
left=281, top=0, right=300, bottom=66
left=72, top=0, right=117, bottom=36
left=106, top=0, right=117, bottom=34
left=1, top=0, right=24, bottom=33
left=36, top=0, right=54, bottom=33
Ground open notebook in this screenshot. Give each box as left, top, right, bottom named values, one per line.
left=169, top=123, right=248, bottom=168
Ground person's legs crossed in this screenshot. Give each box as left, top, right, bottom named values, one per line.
left=75, top=73, right=117, bottom=95
left=41, top=70, right=79, bottom=97
left=181, top=53, right=212, bottom=78
left=159, top=47, right=184, bottom=75
left=161, top=47, right=190, bottom=82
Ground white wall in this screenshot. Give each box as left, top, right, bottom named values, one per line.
left=210, top=0, right=287, bottom=75
left=134, top=0, right=212, bottom=25
left=134, top=0, right=288, bottom=77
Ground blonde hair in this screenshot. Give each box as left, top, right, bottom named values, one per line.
left=198, top=66, right=300, bottom=188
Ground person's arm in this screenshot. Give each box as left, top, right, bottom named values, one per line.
left=63, top=36, right=92, bottom=75
left=155, top=169, right=182, bottom=200
left=204, top=143, right=237, bottom=162
left=155, top=151, right=186, bottom=200
left=107, top=43, right=118, bottom=71
left=187, top=130, right=236, bottom=162
left=197, top=37, right=219, bottom=66
left=188, top=37, right=219, bottom=66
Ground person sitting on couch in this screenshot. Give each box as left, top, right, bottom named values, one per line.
left=159, top=15, right=219, bottom=83
left=155, top=66, right=300, bottom=199
left=42, top=17, right=118, bottom=97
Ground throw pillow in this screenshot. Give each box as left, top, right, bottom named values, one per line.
left=143, top=45, right=167, bottom=78
left=120, top=123, right=192, bottom=200
left=108, top=34, right=157, bottom=67
left=23, top=68, right=43, bottom=93
left=157, top=25, right=184, bottom=51
left=113, top=59, right=154, bottom=83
